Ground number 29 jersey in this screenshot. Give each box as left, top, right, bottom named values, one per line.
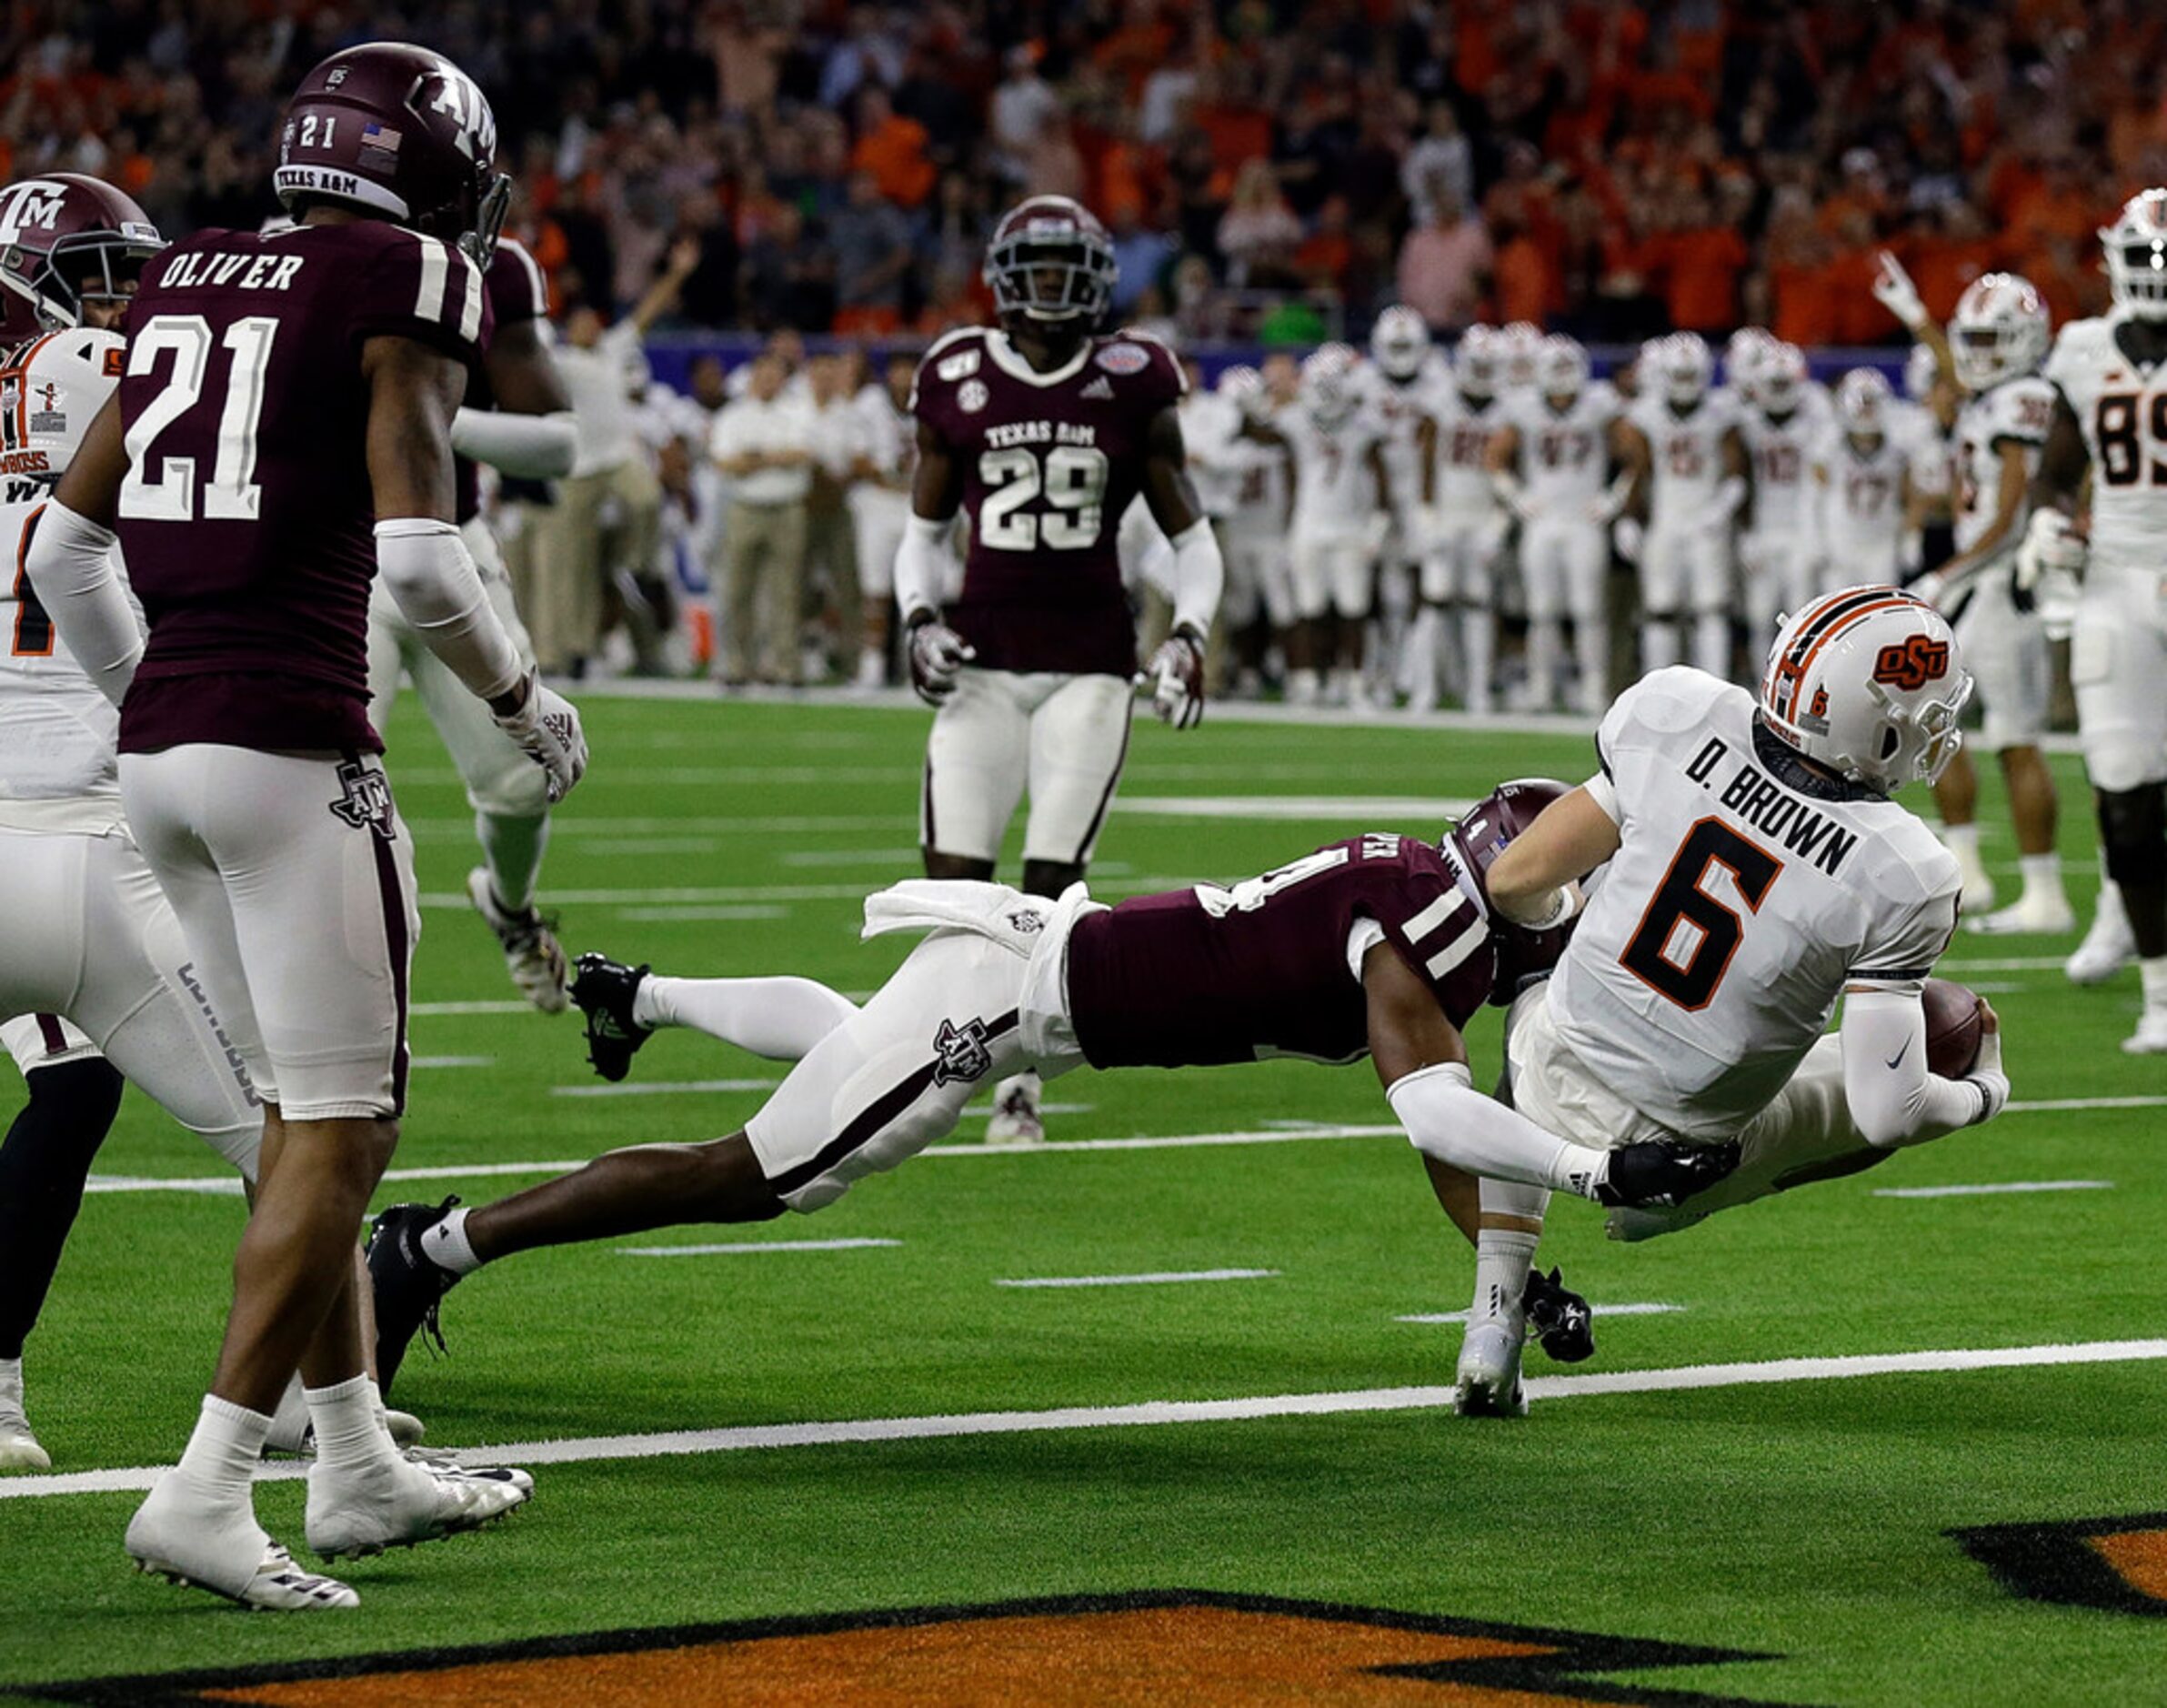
left=1548, top=667, right=1960, bottom=1140
left=114, top=221, right=492, bottom=758
left=911, top=325, right=1183, bottom=678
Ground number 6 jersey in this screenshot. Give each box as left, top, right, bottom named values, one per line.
left=910, top=325, right=1183, bottom=677
left=1547, top=666, right=1960, bottom=1140
left=113, top=220, right=492, bottom=758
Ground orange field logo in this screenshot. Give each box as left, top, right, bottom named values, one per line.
left=1953, top=1512, right=2167, bottom=1617
left=18, top=1590, right=1791, bottom=1705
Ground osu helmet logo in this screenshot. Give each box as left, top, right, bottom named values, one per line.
left=1871, top=634, right=1950, bottom=690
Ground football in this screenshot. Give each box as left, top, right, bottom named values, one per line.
left=1922, top=978, right=1985, bottom=1078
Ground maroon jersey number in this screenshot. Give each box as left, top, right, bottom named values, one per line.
left=118, top=315, right=279, bottom=523
left=977, top=445, right=1109, bottom=552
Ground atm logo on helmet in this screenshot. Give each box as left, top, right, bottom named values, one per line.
left=1871, top=634, right=1951, bottom=690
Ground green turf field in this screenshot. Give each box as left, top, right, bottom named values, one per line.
left=2, top=693, right=2162, bottom=1705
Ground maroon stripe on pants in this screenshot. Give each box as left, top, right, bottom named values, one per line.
left=366, top=820, right=411, bottom=1117
left=1068, top=702, right=1132, bottom=867
left=35, top=1013, right=65, bottom=1055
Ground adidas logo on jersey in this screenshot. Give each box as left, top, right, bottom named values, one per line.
left=1079, top=376, right=1114, bottom=401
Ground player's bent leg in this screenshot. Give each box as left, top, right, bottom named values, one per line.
left=2096, top=781, right=2167, bottom=1051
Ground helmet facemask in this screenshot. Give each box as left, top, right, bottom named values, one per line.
left=986, top=231, right=1116, bottom=326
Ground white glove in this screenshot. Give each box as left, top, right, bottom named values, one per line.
left=1871, top=250, right=1931, bottom=334
left=1136, top=626, right=1207, bottom=730
left=1613, top=516, right=1644, bottom=564
left=2014, top=507, right=2087, bottom=592
left=906, top=612, right=976, bottom=704
left=1962, top=1020, right=2010, bottom=1124
left=492, top=671, right=588, bottom=803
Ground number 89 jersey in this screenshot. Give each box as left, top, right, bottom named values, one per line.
left=1547, top=667, right=1960, bottom=1140
left=2042, top=315, right=2167, bottom=576
left=911, top=325, right=1183, bottom=677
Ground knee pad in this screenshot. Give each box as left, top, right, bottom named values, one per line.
left=2099, top=782, right=2167, bottom=889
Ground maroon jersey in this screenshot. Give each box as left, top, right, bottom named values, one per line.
left=911, top=325, right=1183, bottom=677
left=1066, top=833, right=1500, bottom=1070
left=454, top=236, right=550, bottom=525
left=115, top=221, right=491, bottom=755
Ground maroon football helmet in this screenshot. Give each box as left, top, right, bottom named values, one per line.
left=273, top=43, right=509, bottom=265
left=0, top=174, right=164, bottom=342
left=1445, top=777, right=1577, bottom=1003
left=983, top=196, right=1118, bottom=327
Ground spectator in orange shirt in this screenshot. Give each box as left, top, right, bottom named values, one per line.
left=1492, top=216, right=1551, bottom=326
left=1658, top=196, right=1749, bottom=334
left=851, top=85, right=937, bottom=209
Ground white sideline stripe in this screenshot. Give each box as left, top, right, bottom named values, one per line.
left=613, top=906, right=789, bottom=922
left=1873, top=1180, right=2114, bottom=1199
left=411, top=1000, right=534, bottom=1016
left=2005, top=1095, right=2167, bottom=1113
left=618, top=1238, right=901, bottom=1257
left=1397, top=1302, right=1684, bottom=1324
left=550, top=1079, right=778, bottom=1097
left=1941, top=956, right=2075, bottom=972
left=995, top=1268, right=1279, bottom=1290
left=7, top=1338, right=2162, bottom=1501
left=411, top=1056, right=494, bottom=1069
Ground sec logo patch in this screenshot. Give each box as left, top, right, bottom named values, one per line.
left=958, top=378, right=988, bottom=415
left=1096, top=341, right=1150, bottom=375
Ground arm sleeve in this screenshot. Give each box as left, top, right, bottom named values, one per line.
left=22, top=500, right=143, bottom=708
left=894, top=512, right=958, bottom=623
left=1166, top=517, right=1224, bottom=638
left=450, top=408, right=578, bottom=478
left=1388, top=1060, right=1587, bottom=1192
left=1840, top=987, right=1987, bottom=1147
left=374, top=517, right=525, bottom=702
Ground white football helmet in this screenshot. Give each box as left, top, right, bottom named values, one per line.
left=1654, top=332, right=1713, bottom=407
left=1500, top=320, right=1543, bottom=390
left=1369, top=304, right=1430, bottom=380
left=1948, top=273, right=2050, bottom=392
left=1902, top=342, right=1938, bottom=402
left=1217, top=362, right=1261, bottom=404
left=1301, top=342, right=1359, bottom=421
left=1454, top=324, right=1501, bottom=396
left=1834, top=367, right=1891, bottom=437
left=1535, top=333, right=1589, bottom=399
left=2100, top=188, right=2167, bottom=319
left=1759, top=342, right=1808, bottom=413
left=1723, top=327, right=1776, bottom=403
left=1760, top=586, right=1971, bottom=792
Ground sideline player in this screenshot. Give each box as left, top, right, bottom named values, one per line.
left=366, top=226, right=577, bottom=1010
left=1450, top=588, right=2010, bottom=1412
left=1811, top=369, right=1918, bottom=593
left=366, top=781, right=1735, bottom=1397
left=1735, top=342, right=1829, bottom=638
left=30, top=44, right=579, bottom=1609
left=2023, top=189, right=2167, bottom=1050
left=1359, top=306, right=1442, bottom=708
left=1410, top=326, right=1511, bottom=714
left=897, top=196, right=1222, bottom=1143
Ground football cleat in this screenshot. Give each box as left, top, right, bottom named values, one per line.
left=569, top=951, right=653, bottom=1082
left=1452, top=1320, right=1528, bottom=1418
left=0, top=1412, right=49, bottom=1472
left=1596, top=1138, right=1741, bottom=1210
left=1522, top=1267, right=1594, bottom=1364
left=366, top=1199, right=467, bottom=1397
left=127, top=1482, right=358, bottom=1611
left=305, top=1453, right=531, bottom=1562
left=2122, top=1006, right=2167, bottom=1056
left=985, top=1071, right=1045, bottom=1144
left=2067, top=895, right=2137, bottom=985
left=467, top=869, right=569, bottom=1013
left=1966, top=894, right=2076, bottom=936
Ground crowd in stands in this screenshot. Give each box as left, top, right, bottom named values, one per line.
left=12, top=1, right=2167, bottom=345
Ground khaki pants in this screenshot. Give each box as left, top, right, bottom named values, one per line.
left=806, top=497, right=861, bottom=668
left=528, top=459, right=663, bottom=671
left=723, top=498, right=808, bottom=683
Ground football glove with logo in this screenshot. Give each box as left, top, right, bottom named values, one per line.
left=1138, top=626, right=1207, bottom=729
left=492, top=670, right=587, bottom=802
left=907, top=611, right=976, bottom=704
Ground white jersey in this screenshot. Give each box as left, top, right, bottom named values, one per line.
left=1629, top=393, right=1739, bottom=527
left=1951, top=376, right=2053, bottom=571
left=1358, top=356, right=1447, bottom=521
left=1816, top=434, right=1911, bottom=558
left=1889, top=399, right=1949, bottom=499
left=1738, top=394, right=1831, bottom=535
left=1279, top=401, right=1382, bottom=540
left=1430, top=384, right=1510, bottom=519
left=0, top=326, right=132, bottom=830
left=1549, top=667, right=1961, bottom=1140
left=2042, top=313, right=2167, bottom=574
left=1503, top=384, right=1619, bottom=515
left=1179, top=388, right=1244, bottom=518
left=1220, top=430, right=1289, bottom=542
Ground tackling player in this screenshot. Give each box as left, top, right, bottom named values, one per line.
left=29, top=44, right=582, bottom=1609
left=366, top=783, right=1735, bottom=1401
left=2022, top=189, right=2167, bottom=1051
left=897, top=196, right=1221, bottom=1144
left=1445, top=588, right=2011, bottom=1412
left=366, top=226, right=578, bottom=1010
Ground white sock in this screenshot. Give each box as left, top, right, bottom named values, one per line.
left=477, top=812, right=550, bottom=916
left=1461, top=604, right=1495, bottom=710
left=2142, top=957, right=2167, bottom=1010
left=1529, top=618, right=1562, bottom=705
left=420, top=1206, right=483, bottom=1276
left=2018, top=852, right=2067, bottom=908
left=1640, top=621, right=1679, bottom=672
left=0, top=1355, right=22, bottom=1412
left=633, top=974, right=859, bottom=1059
left=304, top=1373, right=400, bottom=1475
left=174, top=1393, right=273, bottom=1504
left=1471, top=1228, right=1540, bottom=1328
left=1941, top=822, right=1982, bottom=867
left=1693, top=610, right=1730, bottom=678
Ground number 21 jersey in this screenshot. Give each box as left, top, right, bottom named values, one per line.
left=911, top=325, right=1183, bottom=677
left=1548, top=666, right=1959, bottom=1139
left=115, top=220, right=492, bottom=757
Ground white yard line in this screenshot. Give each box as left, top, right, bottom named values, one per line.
left=410, top=1056, right=495, bottom=1070
left=617, top=1238, right=900, bottom=1257
left=1396, top=1302, right=1684, bottom=1324
left=994, top=1268, right=1279, bottom=1290
left=6, top=1337, right=2159, bottom=1502
left=1873, top=1180, right=2114, bottom=1199
left=612, top=906, right=790, bottom=922
left=2005, top=1096, right=2167, bottom=1113
left=1115, top=797, right=1473, bottom=821
left=549, top=1078, right=778, bottom=1097
left=1940, top=956, right=2078, bottom=972
left=411, top=1000, right=535, bottom=1016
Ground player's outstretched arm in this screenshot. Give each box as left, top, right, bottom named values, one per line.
left=450, top=317, right=577, bottom=479
left=1486, top=784, right=1621, bottom=929
left=1840, top=987, right=2008, bottom=1147
left=24, top=396, right=141, bottom=707
left=365, top=334, right=587, bottom=801
left=1137, top=406, right=1219, bottom=729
